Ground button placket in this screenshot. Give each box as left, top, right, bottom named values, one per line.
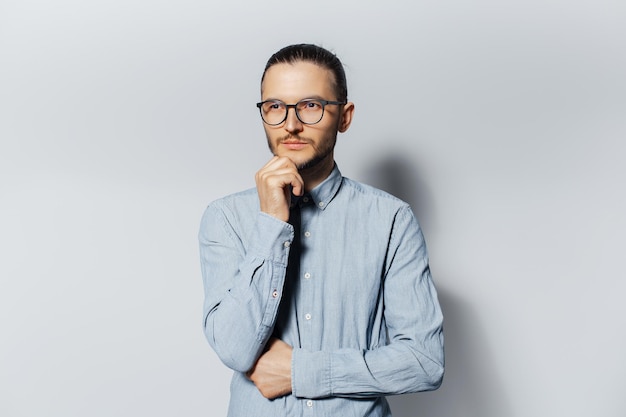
left=298, top=196, right=315, bottom=350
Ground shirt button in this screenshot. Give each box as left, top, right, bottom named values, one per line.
left=272, top=290, right=279, bottom=298
left=302, top=196, right=310, bottom=203
left=305, top=313, right=312, bottom=320
left=306, top=400, right=313, bottom=407
left=304, top=231, right=311, bottom=238
left=284, top=241, right=291, bottom=248
left=304, top=272, right=311, bottom=279
left=318, top=201, right=325, bottom=207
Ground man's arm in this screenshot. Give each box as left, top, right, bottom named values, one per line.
left=246, top=337, right=293, bottom=399
left=199, top=157, right=303, bottom=373
left=199, top=205, right=292, bottom=372
left=289, top=206, right=444, bottom=399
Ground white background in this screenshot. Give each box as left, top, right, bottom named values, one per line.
left=1, top=1, right=625, bottom=416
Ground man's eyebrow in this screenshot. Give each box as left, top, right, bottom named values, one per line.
left=303, top=95, right=326, bottom=100
left=262, top=95, right=329, bottom=102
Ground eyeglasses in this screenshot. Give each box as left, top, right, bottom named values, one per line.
left=256, top=98, right=346, bottom=126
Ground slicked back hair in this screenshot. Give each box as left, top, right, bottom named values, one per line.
left=261, top=44, right=348, bottom=102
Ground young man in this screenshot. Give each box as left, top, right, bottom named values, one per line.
left=199, top=44, right=444, bottom=417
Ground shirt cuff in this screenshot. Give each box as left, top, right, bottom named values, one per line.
left=291, top=348, right=332, bottom=399
left=248, top=212, right=294, bottom=265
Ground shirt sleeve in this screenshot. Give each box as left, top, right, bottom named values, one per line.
left=291, top=206, right=444, bottom=398
left=199, top=201, right=294, bottom=373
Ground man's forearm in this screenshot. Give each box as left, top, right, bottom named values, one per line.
left=246, top=338, right=293, bottom=399
left=200, top=206, right=295, bottom=372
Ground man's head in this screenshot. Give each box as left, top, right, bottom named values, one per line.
left=261, top=44, right=348, bottom=103
left=258, top=44, right=354, bottom=174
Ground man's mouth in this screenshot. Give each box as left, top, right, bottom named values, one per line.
left=280, top=136, right=309, bottom=149
left=281, top=136, right=308, bottom=144
left=281, top=141, right=308, bottom=150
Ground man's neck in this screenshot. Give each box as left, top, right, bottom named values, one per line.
left=301, top=157, right=334, bottom=192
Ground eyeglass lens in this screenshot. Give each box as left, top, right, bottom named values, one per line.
left=260, top=100, right=325, bottom=125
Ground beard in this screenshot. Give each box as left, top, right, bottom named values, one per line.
left=267, top=131, right=337, bottom=171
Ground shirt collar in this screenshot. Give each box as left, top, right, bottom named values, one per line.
left=305, top=163, right=343, bottom=211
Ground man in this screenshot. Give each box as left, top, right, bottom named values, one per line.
left=199, top=44, right=444, bottom=417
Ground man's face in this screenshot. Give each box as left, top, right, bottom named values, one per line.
left=260, top=61, right=352, bottom=171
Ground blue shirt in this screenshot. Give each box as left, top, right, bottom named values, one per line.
left=199, top=164, right=444, bottom=417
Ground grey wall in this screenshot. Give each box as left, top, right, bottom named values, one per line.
left=1, top=1, right=625, bottom=416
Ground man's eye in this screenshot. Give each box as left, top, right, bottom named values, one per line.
left=302, top=101, right=322, bottom=110
left=265, top=102, right=284, bottom=112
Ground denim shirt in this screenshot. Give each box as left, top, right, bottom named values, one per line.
left=199, top=164, right=444, bottom=417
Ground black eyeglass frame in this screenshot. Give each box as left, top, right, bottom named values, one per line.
left=256, top=98, right=347, bottom=126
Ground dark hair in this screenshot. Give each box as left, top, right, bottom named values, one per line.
left=261, top=44, right=348, bottom=102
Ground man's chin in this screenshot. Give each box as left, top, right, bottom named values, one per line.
left=274, top=154, right=315, bottom=171
left=272, top=150, right=314, bottom=170
left=290, top=157, right=314, bottom=171
left=296, top=154, right=329, bottom=171
left=270, top=145, right=331, bottom=172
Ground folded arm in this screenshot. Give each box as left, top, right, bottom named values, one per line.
left=199, top=204, right=294, bottom=372
left=292, top=206, right=444, bottom=398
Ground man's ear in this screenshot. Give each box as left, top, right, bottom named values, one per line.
left=338, top=102, right=355, bottom=133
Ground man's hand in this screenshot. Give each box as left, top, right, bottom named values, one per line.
left=255, top=156, right=304, bottom=222
left=246, top=338, right=293, bottom=399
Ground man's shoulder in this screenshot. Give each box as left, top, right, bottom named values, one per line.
left=205, top=187, right=259, bottom=215
left=214, top=187, right=258, bottom=203
left=200, top=187, right=260, bottom=236
left=340, top=176, right=409, bottom=208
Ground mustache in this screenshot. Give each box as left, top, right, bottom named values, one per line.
left=279, top=135, right=312, bottom=143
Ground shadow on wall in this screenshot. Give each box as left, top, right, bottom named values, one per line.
left=358, top=154, right=435, bottom=234
left=389, top=289, right=510, bottom=417
left=360, top=153, right=511, bottom=417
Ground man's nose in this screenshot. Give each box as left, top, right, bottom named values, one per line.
left=284, top=107, right=303, bottom=133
